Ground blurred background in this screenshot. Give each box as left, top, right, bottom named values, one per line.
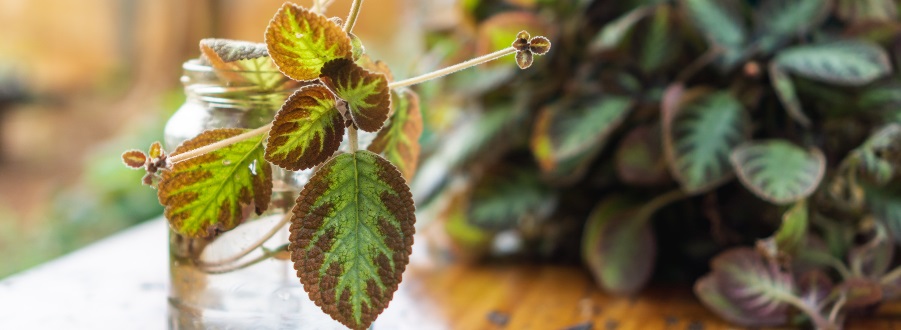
left=0, top=0, right=441, bottom=277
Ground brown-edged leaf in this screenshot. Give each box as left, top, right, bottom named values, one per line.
left=320, top=58, right=391, bottom=132
left=266, top=85, right=345, bottom=171
left=159, top=129, right=272, bottom=238
left=122, top=150, right=147, bottom=169
left=265, top=3, right=353, bottom=81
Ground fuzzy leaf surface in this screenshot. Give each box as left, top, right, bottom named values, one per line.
left=266, top=85, right=344, bottom=171
left=265, top=3, right=352, bottom=81
left=582, top=197, right=656, bottom=295
left=531, top=96, right=632, bottom=173
left=695, top=248, right=792, bottom=327
left=159, top=129, right=272, bottom=238
left=289, top=151, right=415, bottom=330
left=731, top=141, right=825, bottom=205
left=368, top=89, right=423, bottom=180
left=664, top=90, right=746, bottom=194
left=775, top=41, right=892, bottom=86
left=320, top=58, right=391, bottom=132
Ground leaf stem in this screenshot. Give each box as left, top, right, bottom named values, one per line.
left=881, top=265, right=901, bottom=286
left=199, top=243, right=289, bottom=275
left=349, top=126, right=359, bottom=152
left=167, top=124, right=272, bottom=165
left=637, top=189, right=687, bottom=225
left=389, top=47, right=518, bottom=89
left=194, top=212, right=291, bottom=268
left=344, top=0, right=364, bottom=34
left=780, top=293, right=836, bottom=330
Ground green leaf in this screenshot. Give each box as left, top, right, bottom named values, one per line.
left=265, top=85, right=345, bottom=171
left=199, top=38, right=292, bottom=90
left=531, top=96, right=633, bottom=173
left=159, top=129, right=272, bottom=238
left=694, top=248, right=792, bottom=327
left=582, top=197, right=656, bottom=295
left=468, top=170, right=556, bottom=230
left=864, top=183, right=901, bottom=246
left=589, top=5, right=655, bottom=52
left=769, top=64, right=810, bottom=127
left=753, top=0, right=830, bottom=53
left=615, top=125, right=670, bottom=186
left=663, top=90, right=747, bottom=194
left=289, top=150, right=415, bottom=330
left=731, top=141, right=826, bottom=205
left=854, top=124, right=901, bottom=185
left=320, top=58, right=391, bottom=132
left=680, top=0, right=747, bottom=68
left=638, top=6, right=680, bottom=72
left=775, top=41, right=892, bottom=86
left=265, top=3, right=352, bottom=81
left=836, top=0, right=899, bottom=23
left=368, top=89, right=423, bottom=181
left=774, top=200, right=808, bottom=255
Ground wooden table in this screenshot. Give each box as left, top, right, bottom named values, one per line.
left=1, top=219, right=898, bottom=329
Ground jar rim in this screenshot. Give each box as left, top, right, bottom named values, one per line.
left=182, top=58, right=284, bottom=74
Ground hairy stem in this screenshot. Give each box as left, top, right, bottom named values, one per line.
left=389, top=47, right=518, bottom=89
left=344, top=0, right=363, bottom=34
left=167, top=124, right=272, bottom=165
left=194, top=212, right=291, bottom=268
left=637, top=189, right=687, bottom=225
left=348, top=126, right=359, bottom=152
left=199, top=243, right=289, bottom=275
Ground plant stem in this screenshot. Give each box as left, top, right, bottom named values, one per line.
left=194, top=212, right=291, bottom=268
left=637, top=189, right=687, bottom=225
left=881, top=265, right=901, bottom=286
left=348, top=126, right=359, bottom=152
left=344, top=0, right=363, bottom=34
left=200, top=243, right=289, bottom=275
left=780, top=293, right=836, bottom=330
left=389, top=47, right=518, bottom=89
left=167, top=123, right=272, bottom=165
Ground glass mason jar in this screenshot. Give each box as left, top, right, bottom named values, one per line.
left=165, top=59, right=311, bottom=329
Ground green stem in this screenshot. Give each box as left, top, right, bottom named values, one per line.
left=166, top=123, right=272, bottom=165
left=389, top=47, right=518, bottom=89
left=344, top=0, right=363, bottom=34
left=881, top=265, right=901, bottom=286
left=637, top=189, right=687, bottom=225
left=780, top=293, right=837, bottom=330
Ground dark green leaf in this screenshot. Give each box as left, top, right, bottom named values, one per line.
left=289, top=150, right=415, bottom=330
left=589, top=5, right=655, bottom=52
left=663, top=90, right=747, bottom=194
left=531, top=96, right=633, bottom=173
left=864, top=183, right=901, bottom=246
left=769, top=64, right=810, bottom=127
left=159, top=129, right=272, bottom=238
left=855, top=124, right=901, bottom=185
left=582, top=197, right=656, bottom=295
left=754, top=0, right=830, bottom=52
left=775, top=41, right=892, bottom=86
left=681, top=0, right=747, bottom=68
left=468, top=170, right=556, bottom=230
left=836, top=0, right=898, bottom=23
left=615, top=125, right=670, bottom=186
left=731, top=140, right=826, bottom=205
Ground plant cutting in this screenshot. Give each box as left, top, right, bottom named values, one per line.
left=411, top=0, right=901, bottom=329
left=122, top=1, right=549, bottom=329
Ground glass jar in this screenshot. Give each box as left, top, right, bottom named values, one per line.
left=165, top=60, right=310, bottom=329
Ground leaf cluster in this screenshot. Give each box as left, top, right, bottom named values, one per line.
left=419, top=0, right=901, bottom=328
